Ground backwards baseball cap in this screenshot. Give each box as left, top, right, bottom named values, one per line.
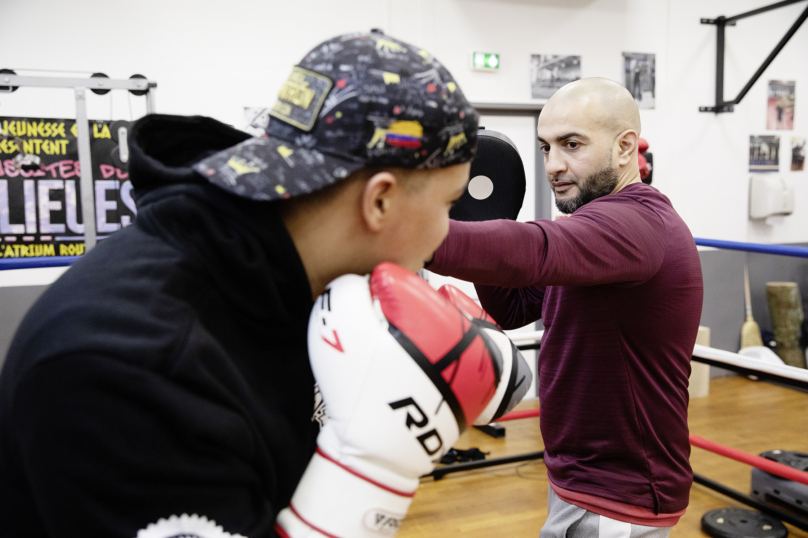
left=194, top=30, right=479, bottom=201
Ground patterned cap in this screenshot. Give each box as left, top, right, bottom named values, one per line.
left=194, top=30, right=479, bottom=201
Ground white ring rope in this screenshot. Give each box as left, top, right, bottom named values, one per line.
left=511, top=332, right=808, bottom=385
left=509, top=330, right=544, bottom=343
left=693, top=344, right=808, bottom=385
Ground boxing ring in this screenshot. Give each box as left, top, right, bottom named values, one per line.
left=430, top=336, right=808, bottom=530
left=1, top=238, right=807, bottom=530
left=429, top=238, right=808, bottom=533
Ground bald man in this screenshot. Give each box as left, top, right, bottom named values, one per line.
left=428, top=78, right=703, bottom=537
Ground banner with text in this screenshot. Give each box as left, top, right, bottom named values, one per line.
left=0, top=117, right=136, bottom=259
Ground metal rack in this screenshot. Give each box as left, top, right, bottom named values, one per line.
left=0, top=72, right=157, bottom=251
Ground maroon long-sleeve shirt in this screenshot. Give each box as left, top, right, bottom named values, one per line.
left=430, top=183, right=703, bottom=515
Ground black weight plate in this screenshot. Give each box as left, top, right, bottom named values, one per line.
left=90, top=72, right=110, bottom=95
left=761, top=450, right=808, bottom=472
left=129, top=74, right=148, bottom=96
left=702, top=508, right=788, bottom=538
left=110, top=146, right=126, bottom=169
left=109, top=120, right=132, bottom=144
left=0, top=69, right=19, bottom=92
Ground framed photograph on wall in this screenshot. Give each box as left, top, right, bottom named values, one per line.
left=767, top=80, right=795, bottom=130
left=750, top=135, right=780, bottom=173
left=530, top=55, right=581, bottom=99
left=622, top=53, right=655, bottom=109
left=792, top=137, right=806, bottom=171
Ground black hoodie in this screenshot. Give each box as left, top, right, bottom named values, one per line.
left=0, top=115, right=320, bottom=537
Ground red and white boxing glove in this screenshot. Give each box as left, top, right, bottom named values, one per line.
left=437, top=284, right=532, bottom=425
left=275, top=263, right=503, bottom=538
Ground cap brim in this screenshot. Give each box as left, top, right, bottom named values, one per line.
left=193, top=135, right=365, bottom=201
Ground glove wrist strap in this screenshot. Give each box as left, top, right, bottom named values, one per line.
left=276, top=448, right=416, bottom=538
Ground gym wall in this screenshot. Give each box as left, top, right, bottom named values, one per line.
left=2, top=0, right=806, bottom=239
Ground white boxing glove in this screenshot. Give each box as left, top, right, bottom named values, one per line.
left=275, top=263, right=502, bottom=538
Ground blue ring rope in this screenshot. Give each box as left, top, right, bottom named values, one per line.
left=695, top=238, right=808, bottom=258
left=0, top=256, right=80, bottom=271
left=1, top=240, right=806, bottom=271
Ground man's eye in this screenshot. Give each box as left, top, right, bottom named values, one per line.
left=540, top=145, right=550, bottom=153
left=566, top=141, right=579, bottom=149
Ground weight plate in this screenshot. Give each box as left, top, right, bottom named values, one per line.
left=0, top=69, right=19, bottom=92
left=90, top=72, right=110, bottom=95
left=702, top=508, right=788, bottom=538
left=129, top=74, right=149, bottom=96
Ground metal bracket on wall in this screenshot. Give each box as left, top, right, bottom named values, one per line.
left=700, top=0, right=808, bottom=113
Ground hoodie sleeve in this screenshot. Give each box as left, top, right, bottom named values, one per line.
left=7, top=353, right=280, bottom=538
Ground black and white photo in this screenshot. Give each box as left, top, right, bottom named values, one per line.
left=531, top=55, right=581, bottom=99
left=623, top=52, right=655, bottom=109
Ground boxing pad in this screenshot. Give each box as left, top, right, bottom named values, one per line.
left=438, top=284, right=531, bottom=424
left=276, top=263, right=504, bottom=538
left=449, top=129, right=526, bottom=222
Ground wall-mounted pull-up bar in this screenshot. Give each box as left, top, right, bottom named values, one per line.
left=699, top=0, right=808, bottom=114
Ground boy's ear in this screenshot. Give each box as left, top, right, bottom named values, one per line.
left=362, top=171, right=398, bottom=232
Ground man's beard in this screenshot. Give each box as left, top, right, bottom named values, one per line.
left=554, top=165, right=620, bottom=214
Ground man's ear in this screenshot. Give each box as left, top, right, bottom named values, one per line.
left=361, top=171, right=398, bottom=233
left=616, top=130, right=639, bottom=167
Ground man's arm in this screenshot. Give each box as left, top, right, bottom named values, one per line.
left=429, top=196, right=667, bottom=289
left=475, top=284, right=546, bottom=330
left=8, top=354, right=276, bottom=538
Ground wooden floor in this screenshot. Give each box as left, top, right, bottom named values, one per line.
left=399, top=376, right=808, bottom=538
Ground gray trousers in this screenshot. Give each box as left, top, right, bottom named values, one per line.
left=539, top=488, right=672, bottom=538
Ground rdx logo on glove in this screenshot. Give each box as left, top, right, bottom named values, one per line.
left=363, top=509, right=403, bottom=535
left=389, top=397, right=443, bottom=456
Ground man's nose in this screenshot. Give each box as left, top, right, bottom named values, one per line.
left=544, top=147, right=566, bottom=178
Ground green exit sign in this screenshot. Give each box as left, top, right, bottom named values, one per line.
left=472, top=52, right=500, bottom=71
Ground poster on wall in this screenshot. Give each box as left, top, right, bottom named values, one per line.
left=243, top=107, right=270, bottom=137
left=622, top=53, right=655, bottom=109
left=792, top=137, right=806, bottom=171
left=530, top=55, right=581, bottom=99
left=749, top=135, right=780, bottom=173
left=767, top=80, right=795, bottom=130
left=0, top=117, right=136, bottom=259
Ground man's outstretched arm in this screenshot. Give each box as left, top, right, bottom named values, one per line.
left=429, top=195, right=666, bottom=289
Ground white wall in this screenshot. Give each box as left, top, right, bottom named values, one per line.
left=3, top=0, right=807, bottom=242
left=664, top=1, right=808, bottom=243
left=0, top=0, right=389, bottom=124
left=5, top=0, right=804, bottom=245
